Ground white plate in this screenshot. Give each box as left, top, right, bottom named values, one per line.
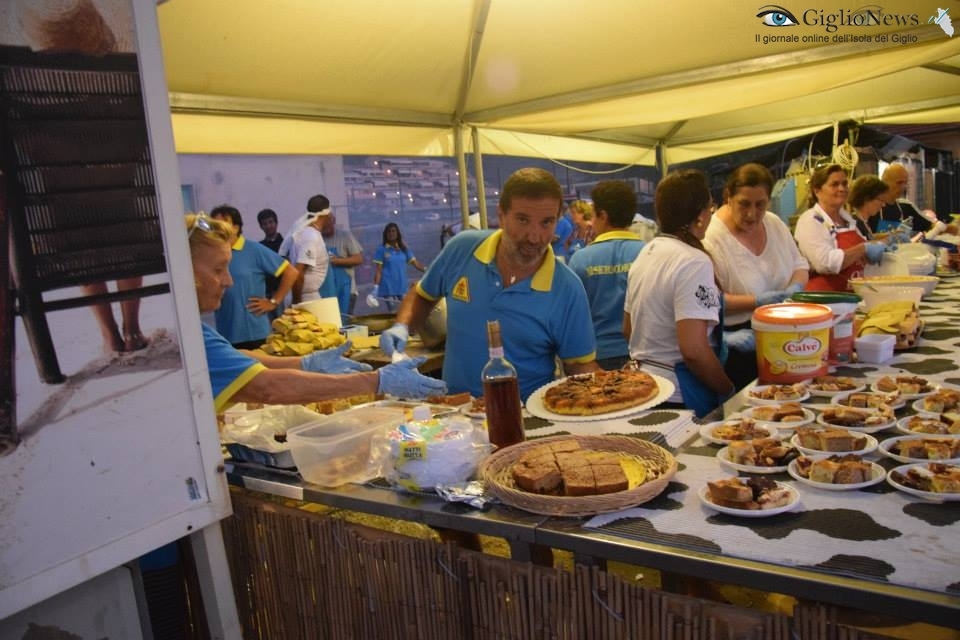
left=745, top=384, right=810, bottom=406
left=786, top=457, right=885, bottom=491
left=740, top=406, right=815, bottom=429
left=789, top=432, right=878, bottom=456
left=697, top=483, right=799, bottom=517
left=896, top=415, right=956, bottom=436
left=910, top=398, right=941, bottom=418
left=870, top=380, right=938, bottom=400
left=878, top=434, right=960, bottom=464
left=887, top=463, right=960, bottom=502
left=524, top=372, right=675, bottom=422
left=716, top=446, right=791, bottom=474
left=831, top=390, right=905, bottom=411
left=698, top=420, right=778, bottom=446
left=815, top=412, right=896, bottom=434
left=807, top=381, right=866, bottom=398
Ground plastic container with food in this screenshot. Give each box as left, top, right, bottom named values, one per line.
left=849, top=275, right=938, bottom=299
left=853, top=284, right=923, bottom=312
left=855, top=334, right=895, bottom=364
left=287, top=401, right=451, bottom=487
left=752, top=303, right=833, bottom=384
left=790, top=292, right=860, bottom=365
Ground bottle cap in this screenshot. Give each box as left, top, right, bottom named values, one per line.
left=411, top=405, right=432, bottom=422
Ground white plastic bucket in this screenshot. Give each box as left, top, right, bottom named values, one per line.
left=752, top=303, right=833, bottom=384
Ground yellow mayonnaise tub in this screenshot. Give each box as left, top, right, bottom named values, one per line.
left=752, top=303, right=833, bottom=384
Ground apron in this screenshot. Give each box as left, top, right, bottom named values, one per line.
left=806, top=224, right=865, bottom=292
left=674, top=297, right=730, bottom=418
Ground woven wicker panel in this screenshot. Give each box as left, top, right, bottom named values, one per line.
left=479, top=434, right=678, bottom=516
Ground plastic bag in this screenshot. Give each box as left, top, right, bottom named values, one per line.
left=378, top=411, right=492, bottom=493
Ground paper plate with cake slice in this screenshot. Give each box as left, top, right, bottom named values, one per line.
left=816, top=406, right=896, bottom=433
left=831, top=389, right=905, bottom=411
left=697, top=478, right=799, bottom=517
left=787, top=455, right=885, bottom=491
left=698, top=418, right=778, bottom=446
left=887, top=463, right=960, bottom=502
left=715, top=440, right=796, bottom=474
left=878, top=434, right=960, bottom=464
left=896, top=415, right=958, bottom=436
left=806, top=376, right=866, bottom=398
left=870, top=375, right=938, bottom=400
left=789, top=427, right=878, bottom=456
left=745, top=383, right=810, bottom=406
left=740, top=404, right=815, bottom=429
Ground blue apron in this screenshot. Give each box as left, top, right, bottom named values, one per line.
left=674, top=297, right=730, bottom=418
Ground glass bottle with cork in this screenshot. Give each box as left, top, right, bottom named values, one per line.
left=481, top=319, right=525, bottom=448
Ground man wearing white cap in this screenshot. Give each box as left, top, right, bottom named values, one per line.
left=287, top=194, right=332, bottom=303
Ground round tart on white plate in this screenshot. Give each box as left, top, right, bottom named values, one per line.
left=745, top=383, right=810, bottom=406
left=787, top=455, right=885, bottom=491
left=911, top=387, right=960, bottom=416
left=871, top=375, right=938, bottom=399
left=698, top=477, right=799, bottom=517
left=740, top=403, right=815, bottom=429
left=806, top=375, right=866, bottom=397
left=896, top=415, right=960, bottom=436
left=698, top=418, right=778, bottom=446
left=887, top=462, right=960, bottom=501
left=816, top=406, right=896, bottom=433
left=878, top=434, right=960, bottom=464
left=790, top=426, right=878, bottom=456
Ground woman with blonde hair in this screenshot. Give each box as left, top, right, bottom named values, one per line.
left=186, top=213, right=445, bottom=413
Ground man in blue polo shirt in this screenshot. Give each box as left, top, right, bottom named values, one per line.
left=211, top=205, right=299, bottom=349
left=380, top=168, right=599, bottom=401
left=568, top=181, right=645, bottom=370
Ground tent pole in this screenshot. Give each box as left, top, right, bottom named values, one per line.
left=454, top=126, right=471, bottom=229
left=655, top=143, right=667, bottom=180
left=471, top=127, right=489, bottom=230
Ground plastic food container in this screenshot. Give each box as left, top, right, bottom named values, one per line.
left=854, top=285, right=924, bottom=312
left=855, top=334, right=895, bottom=364
left=752, top=303, right=833, bottom=384
left=790, top=292, right=860, bottom=365
left=286, top=401, right=454, bottom=487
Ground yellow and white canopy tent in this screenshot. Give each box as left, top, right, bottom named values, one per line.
left=157, top=0, right=960, bottom=223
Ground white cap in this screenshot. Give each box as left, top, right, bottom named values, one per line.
left=411, top=405, right=432, bottom=422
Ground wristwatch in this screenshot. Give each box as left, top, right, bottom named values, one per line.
left=268, top=297, right=278, bottom=306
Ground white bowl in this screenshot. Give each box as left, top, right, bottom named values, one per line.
left=851, top=284, right=924, bottom=310
left=849, top=276, right=938, bottom=299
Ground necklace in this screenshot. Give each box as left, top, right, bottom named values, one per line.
left=509, top=275, right=517, bottom=284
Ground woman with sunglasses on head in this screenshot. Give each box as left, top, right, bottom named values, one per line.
left=186, top=213, right=446, bottom=413
left=624, top=170, right=735, bottom=418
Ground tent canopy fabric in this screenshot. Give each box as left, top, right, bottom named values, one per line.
left=157, top=0, right=960, bottom=165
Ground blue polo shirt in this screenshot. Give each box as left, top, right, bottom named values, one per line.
left=551, top=215, right=574, bottom=261
left=202, top=323, right=266, bottom=413
left=215, top=235, right=290, bottom=345
left=567, top=230, right=645, bottom=361
left=374, top=244, right=417, bottom=297
left=416, top=230, right=596, bottom=401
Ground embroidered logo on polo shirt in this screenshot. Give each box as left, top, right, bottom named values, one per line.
left=452, top=276, right=470, bottom=302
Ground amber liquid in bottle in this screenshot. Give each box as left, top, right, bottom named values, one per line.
left=482, top=320, right=525, bottom=448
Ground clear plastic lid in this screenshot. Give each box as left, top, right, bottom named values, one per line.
left=411, top=405, right=432, bottom=422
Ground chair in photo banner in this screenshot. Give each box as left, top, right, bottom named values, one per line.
left=0, top=46, right=170, bottom=384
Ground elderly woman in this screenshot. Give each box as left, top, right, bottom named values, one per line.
left=848, top=175, right=890, bottom=241
left=186, top=213, right=445, bottom=413
left=565, top=199, right=595, bottom=256
left=794, top=164, right=888, bottom=291
left=624, top=170, right=735, bottom=417
left=704, top=163, right=809, bottom=388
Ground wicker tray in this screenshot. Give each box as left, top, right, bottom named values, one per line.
left=478, top=435, right=677, bottom=517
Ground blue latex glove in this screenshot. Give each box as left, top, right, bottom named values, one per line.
left=890, top=229, right=912, bottom=244
left=865, top=241, right=887, bottom=265
left=785, top=282, right=804, bottom=296
left=379, top=322, right=409, bottom=356
left=301, top=341, right=373, bottom=374
left=724, top=329, right=756, bottom=353
left=377, top=356, right=448, bottom=398
left=756, top=290, right=788, bottom=307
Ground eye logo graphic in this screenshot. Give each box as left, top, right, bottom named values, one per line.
left=757, top=4, right=799, bottom=26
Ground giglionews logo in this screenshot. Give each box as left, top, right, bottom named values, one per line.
left=755, top=4, right=953, bottom=36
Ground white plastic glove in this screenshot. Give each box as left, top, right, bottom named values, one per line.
left=365, top=284, right=380, bottom=308
left=379, top=322, right=409, bottom=356
left=301, top=341, right=373, bottom=374
left=377, top=356, right=447, bottom=398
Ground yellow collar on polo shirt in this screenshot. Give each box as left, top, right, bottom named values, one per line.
left=592, top=230, right=642, bottom=243
left=231, top=235, right=246, bottom=250
left=473, top=229, right=555, bottom=291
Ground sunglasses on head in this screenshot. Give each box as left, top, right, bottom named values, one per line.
left=188, top=212, right=212, bottom=238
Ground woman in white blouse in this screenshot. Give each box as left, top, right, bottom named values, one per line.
left=704, top=163, right=809, bottom=388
